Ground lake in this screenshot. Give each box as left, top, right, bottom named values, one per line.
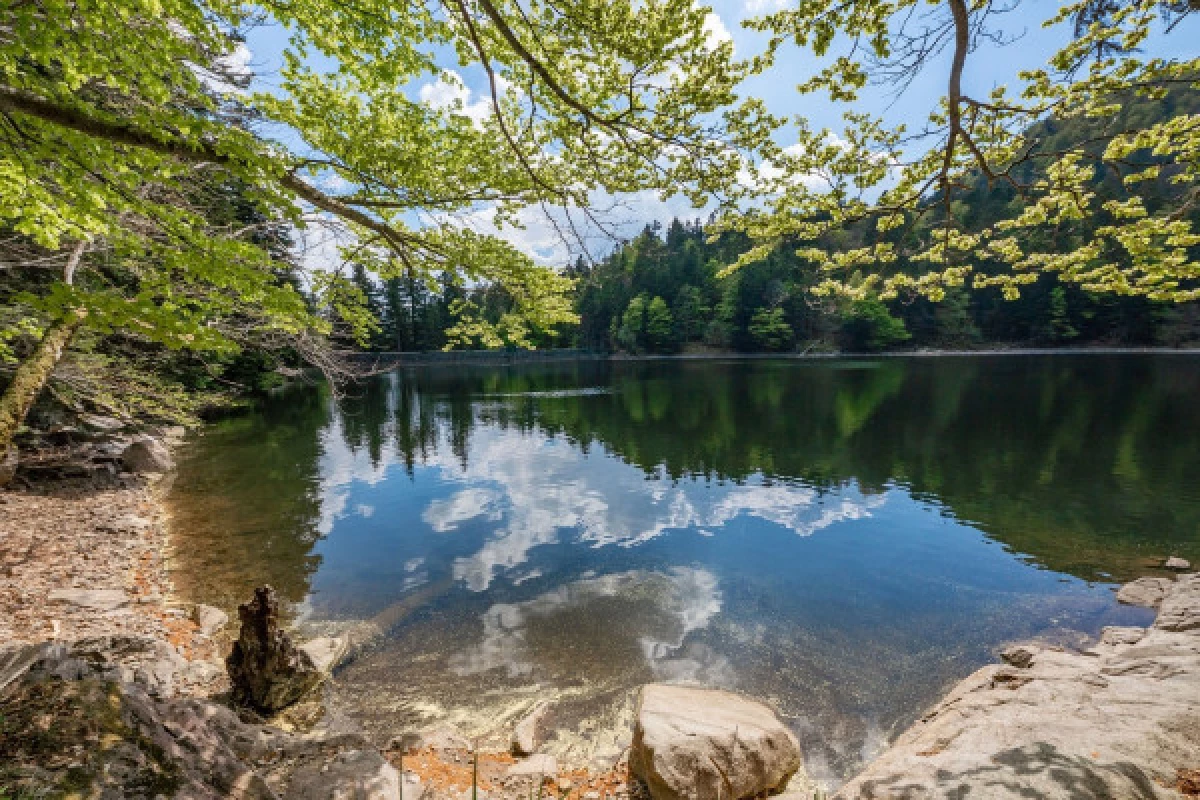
left=165, top=354, right=1200, bottom=785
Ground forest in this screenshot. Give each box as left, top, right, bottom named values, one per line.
left=352, top=89, right=1200, bottom=355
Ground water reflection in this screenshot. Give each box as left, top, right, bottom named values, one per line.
left=168, top=355, right=1200, bottom=783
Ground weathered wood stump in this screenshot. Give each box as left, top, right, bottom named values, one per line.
left=226, top=585, right=321, bottom=713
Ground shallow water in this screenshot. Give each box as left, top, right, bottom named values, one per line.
left=167, top=355, right=1200, bottom=784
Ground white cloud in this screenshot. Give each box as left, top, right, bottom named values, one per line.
left=418, top=69, right=493, bottom=125
left=449, top=567, right=728, bottom=682
left=743, top=0, right=789, bottom=12
left=422, top=487, right=504, bottom=532
left=703, top=12, right=734, bottom=51
left=419, top=426, right=886, bottom=590
left=192, top=42, right=253, bottom=95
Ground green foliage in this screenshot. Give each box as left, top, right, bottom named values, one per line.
left=748, top=307, right=794, bottom=352
left=0, top=0, right=778, bottom=440
left=644, top=297, right=676, bottom=353
left=839, top=299, right=911, bottom=353
left=721, top=0, right=1199, bottom=304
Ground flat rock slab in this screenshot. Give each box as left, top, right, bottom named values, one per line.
left=290, top=750, right=402, bottom=800
left=1115, top=576, right=1173, bottom=608
left=630, top=684, right=804, bottom=800
left=835, top=574, right=1200, bottom=799
left=48, top=588, right=128, bottom=612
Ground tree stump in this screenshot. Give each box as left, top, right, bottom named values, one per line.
left=225, top=585, right=322, bottom=713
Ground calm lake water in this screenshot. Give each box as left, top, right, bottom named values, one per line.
left=166, top=355, right=1200, bottom=784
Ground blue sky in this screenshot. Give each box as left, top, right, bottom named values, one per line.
left=236, top=1, right=1196, bottom=266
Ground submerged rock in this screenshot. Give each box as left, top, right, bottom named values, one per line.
left=835, top=573, right=1200, bottom=799
left=299, top=635, right=350, bottom=675
left=389, top=721, right=473, bottom=755
left=121, top=435, right=173, bottom=474
left=226, top=586, right=322, bottom=713
left=629, top=684, right=804, bottom=800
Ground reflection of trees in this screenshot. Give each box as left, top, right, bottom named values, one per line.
left=172, top=356, right=1200, bottom=609
left=168, top=386, right=329, bottom=611
left=379, top=357, right=1200, bottom=581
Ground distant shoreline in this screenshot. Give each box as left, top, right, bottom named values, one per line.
left=349, top=346, right=1200, bottom=371
left=610, top=346, right=1200, bottom=360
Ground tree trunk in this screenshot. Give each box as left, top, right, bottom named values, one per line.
left=0, top=310, right=86, bottom=484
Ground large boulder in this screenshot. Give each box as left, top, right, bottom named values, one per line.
left=226, top=586, right=323, bottom=713
left=122, top=435, right=174, bottom=473
left=630, top=684, right=804, bottom=800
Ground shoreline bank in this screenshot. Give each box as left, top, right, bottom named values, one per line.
left=351, top=346, right=1200, bottom=372
left=3, top=437, right=1199, bottom=798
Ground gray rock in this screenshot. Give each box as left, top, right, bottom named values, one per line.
left=98, top=513, right=152, bottom=533
left=121, top=435, right=173, bottom=473
left=1165, top=556, right=1192, bottom=571
left=512, top=700, right=552, bottom=756
left=29, top=635, right=190, bottom=698
left=289, top=750, right=402, bottom=800
left=389, top=722, right=473, bottom=754
left=48, top=588, right=129, bottom=612
left=507, top=754, right=558, bottom=777
left=630, top=684, right=804, bottom=800
left=79, top=413, right=126, bottom=432
left=1154, top=573, right=1200, bottom=632
left=193, top=603, right=230, bottom=636
left=1000, top=644, right=1039, bottom=669
left=1, top=647, right=277, bottom=798
left=835, top=575, right=1200, bottom=799
left=1115, top=576, right=1173, bottom=608
left=226, top=586, right=323, bottom=712
left=1099, top=626, right=1145, bottom=646
left=299, top=635, right=350, bottom=674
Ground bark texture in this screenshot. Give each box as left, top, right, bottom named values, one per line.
left=0, top=310, right=85, bottom=484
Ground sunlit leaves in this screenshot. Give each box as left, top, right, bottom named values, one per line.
left=727, top=0, right=1199, bottom=304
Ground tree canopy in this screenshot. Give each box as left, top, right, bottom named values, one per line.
left=0, top=0, right=771, bottom=456
left=716, top=0, right=1199, bottom=304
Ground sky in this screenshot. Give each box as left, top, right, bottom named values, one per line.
left=235, top=1, right=1196, bottom=268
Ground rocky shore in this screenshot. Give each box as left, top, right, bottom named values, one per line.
left=3, top=437, right=1199, bottom=798
left=836, top=571, right=1200, bottom=799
